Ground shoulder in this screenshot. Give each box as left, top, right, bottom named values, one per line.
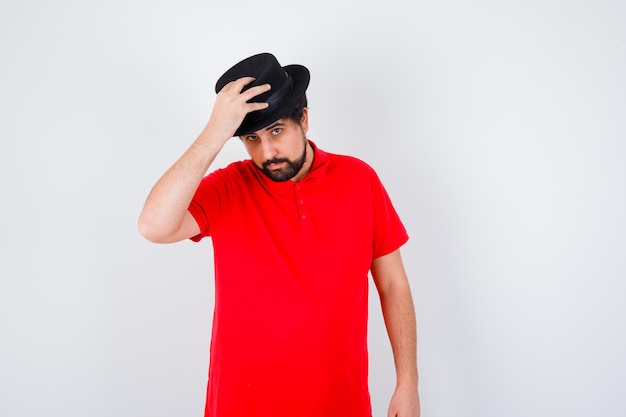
left=204, top=159, right=256, bottom=183
left=324, top=151, right=380, bottom=180
left=324, top=149, right=375, bottom=171
left=195, top=160, right=259, bottom=198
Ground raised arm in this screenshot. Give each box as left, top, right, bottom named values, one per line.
left=138, top=77, right=271, bottom=243
left=371, top=249, right=420, bottom=417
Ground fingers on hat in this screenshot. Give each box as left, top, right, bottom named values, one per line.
left=241, top=83, right=271, bottom=100
left=248, top=101, right=270, bottom=111
left=219, top=76, right=256, bottom=92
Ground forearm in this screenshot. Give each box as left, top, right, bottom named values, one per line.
left=372, top=251, right=420, bottom=417
left=138, top=128, right=227, bottom=242
left=379, top=279, right=419, bottom=388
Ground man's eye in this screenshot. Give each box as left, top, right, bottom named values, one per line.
left=247, top=136, right=259, bottom=141
left=272, top=128, right=282, bottom=135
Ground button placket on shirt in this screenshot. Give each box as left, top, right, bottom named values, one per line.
left=294, top=183, right=311, bottom=234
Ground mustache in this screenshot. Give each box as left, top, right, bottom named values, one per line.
left=262, top=157, right=289, bottom=168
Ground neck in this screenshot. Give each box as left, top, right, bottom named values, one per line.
left=291, top=141, right=314, bottom=182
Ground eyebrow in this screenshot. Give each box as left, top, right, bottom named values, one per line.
left=264, top=121, right=285, bottom=131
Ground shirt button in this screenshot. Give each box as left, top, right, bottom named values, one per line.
left=295, top=185, right=301, bottom=190
left=301, top=215, right=307, bottom=220
left=299, top=200, right=304, bottom=204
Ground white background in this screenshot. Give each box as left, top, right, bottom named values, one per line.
left=1, top=1, right=625, bottom=416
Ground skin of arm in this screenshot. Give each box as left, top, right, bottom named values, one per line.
left=371, top=249, right=421, bottom=417
left=138, top=77, right=271, bottom=243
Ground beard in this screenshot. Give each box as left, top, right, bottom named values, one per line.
left=258, top=140, right=308, bottom=182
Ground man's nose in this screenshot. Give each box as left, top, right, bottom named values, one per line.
left=261, top=139, right=276, bottom=161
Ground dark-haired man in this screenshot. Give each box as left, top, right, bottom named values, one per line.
left=138, top=53, right=420, bottom=417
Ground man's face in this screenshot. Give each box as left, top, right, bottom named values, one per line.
left=241, top=109, right=310, bottom=182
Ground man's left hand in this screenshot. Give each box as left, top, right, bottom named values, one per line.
left=387, top=385, right=420, bottom=417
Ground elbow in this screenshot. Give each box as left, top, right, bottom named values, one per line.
left=137, top=214, right=166, bottom=243
left=138, top=211, right=190, bottom=244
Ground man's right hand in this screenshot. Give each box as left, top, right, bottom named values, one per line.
left=204, top=76, right=271, bottom=141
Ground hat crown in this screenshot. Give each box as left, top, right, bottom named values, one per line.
left=215, top=53, right=290, bottom=104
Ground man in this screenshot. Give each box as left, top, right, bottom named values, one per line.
left=138, top=53, right=420, bottom=417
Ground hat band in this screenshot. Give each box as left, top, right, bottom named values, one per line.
left=266, top=71, right=293, bottom=109
left=246, top=71, right=293, bottom=124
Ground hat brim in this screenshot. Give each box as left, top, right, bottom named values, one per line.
left=234, top=64, right=310, bottom=136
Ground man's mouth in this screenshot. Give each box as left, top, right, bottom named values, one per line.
left=263, top=159, right=288, bottom=170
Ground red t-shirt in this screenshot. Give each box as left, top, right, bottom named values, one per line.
left=188, top=142, right=408, bottom=417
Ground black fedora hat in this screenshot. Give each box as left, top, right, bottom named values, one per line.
left=215, top=52, right=310, bottom=136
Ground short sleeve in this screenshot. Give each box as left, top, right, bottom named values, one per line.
left=370, top=171, right=409, bottom=258
left=187, top=169, right=227, bottom=242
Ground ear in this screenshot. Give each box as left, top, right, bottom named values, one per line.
left=300, top=107, right=309, bottom=134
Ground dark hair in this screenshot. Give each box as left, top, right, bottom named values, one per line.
left=284, top=94, right=308, bottom=125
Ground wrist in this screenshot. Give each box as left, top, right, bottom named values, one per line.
left=396, top=373, right=419, bottom=391
left=201, top=116, right=240, bottom=143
